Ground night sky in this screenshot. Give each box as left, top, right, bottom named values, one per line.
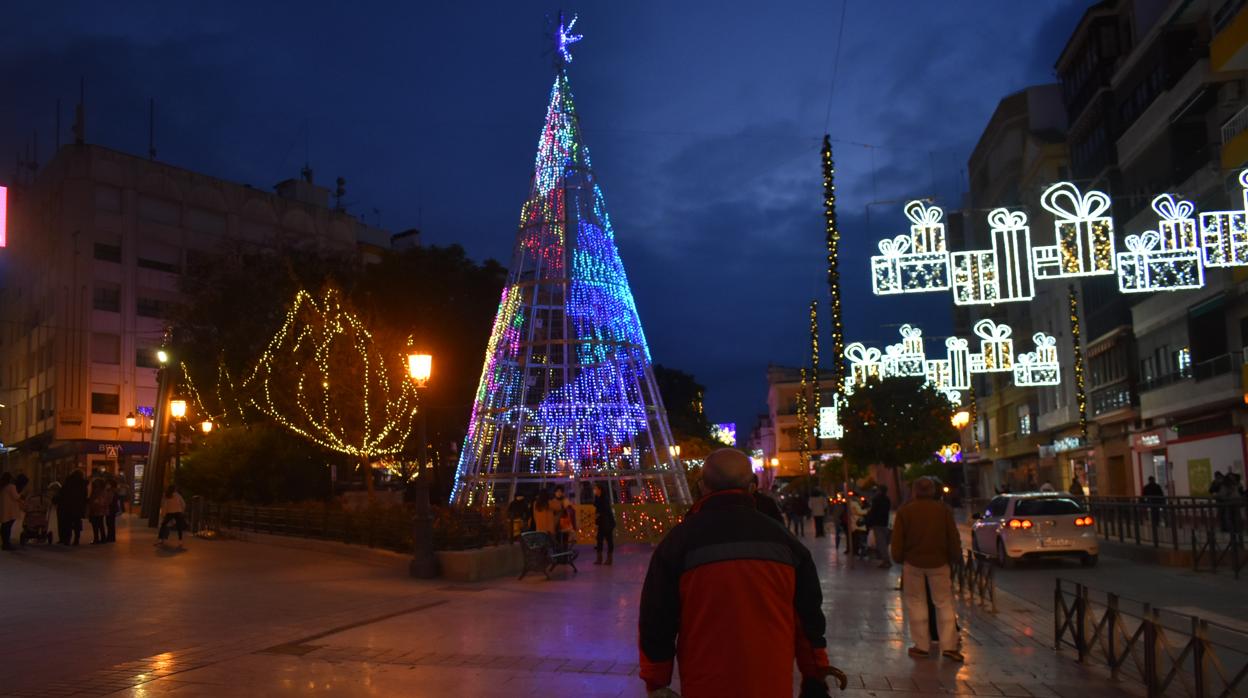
left=2, top=1, right=1088, bottom=434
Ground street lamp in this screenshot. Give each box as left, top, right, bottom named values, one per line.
left=169, top=399, right=187, bottom=419
left=156, top=349, right=170, bottom=365
left=769, top=457, right=780, bottom=468
left=407, top=351, right=436, bottom=579
left=951, top=410, right=971, bottom=430
left=200, top=420, right=214, bottom=434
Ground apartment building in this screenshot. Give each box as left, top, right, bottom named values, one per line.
left=0, top=143, right=392, bottom=487
left=758, top=365, right=840, bottom=479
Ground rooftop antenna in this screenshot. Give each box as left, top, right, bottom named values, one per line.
left=55, top=98, right=61, bottom=151
left=300, top=118, right=313, bottom=184
left=72, top=76, right=86, bottom=145
left=148, top=98, right=157, bottom=160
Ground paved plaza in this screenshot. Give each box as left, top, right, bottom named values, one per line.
left=0, top=516, right=1144, bottom=697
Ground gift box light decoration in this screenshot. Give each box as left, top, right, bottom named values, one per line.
left=843, top=321, right=1060, bottom=400
left=882, top=324, right=926, bottom=378
left=818, top=403, right=845, bottom=439
left=1200, top=170, right=1248, bottom=268
left=1012, top=332, right=1061, bottom=387
left=864, top=170, right=1248, bottom=302
left=453, top=19, right=689, bottom=507
left=1033, top=181, right=1115, bottom=278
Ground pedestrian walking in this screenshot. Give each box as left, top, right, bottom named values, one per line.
left=87, top=478, right=111, bottom=544
left=830, top=495, right=848, bottom=551
left=1, top=473, right=22, bottom=551
left=809, top=489, right=828, bottom=538
left=849, top=494, right=869, bottom=558
left=638, top=448, right=845, bottom=698
left=156, top=485, right=188, bottom=547
left=592, top=483, right=615, bottom=565
left=891, top=477, right=962, bottom=662
left=1141, top=476, right=1165, bottom=529
left=866, top=486, right=892, bottom=568
left=55, top=470, right=87, bottom=546
left=104, top=475, right=121, bottom=543
left=749, top=474, right=784, bottom=525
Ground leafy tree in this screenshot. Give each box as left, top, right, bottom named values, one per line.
left=653, top=364, right=718, bottom=457
left=178, top=425, right=335, bottom=504
left=839, top=377, right=958, bottom=494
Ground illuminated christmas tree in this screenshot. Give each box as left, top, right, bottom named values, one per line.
left=453, top=16, right=690, bottom=506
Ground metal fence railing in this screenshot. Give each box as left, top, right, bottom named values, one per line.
left=1055, top=578, right=1248, bottom=697
left=951, top=549, right=996, bottom=612
left=1085, top=497, right=1247, bottom=578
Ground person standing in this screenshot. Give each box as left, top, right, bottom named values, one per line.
left=749, top=474, right=784, bottom=525
left=104, top=475, right=121, bottom=543
left=638, top=448, right=844, bottom=697
left=156, top=485, right=188, bottom=547
left=891, top=477, right=962, bottom=662
left=1142, top=476, right=1165, bottom=529
left=865, top=486, right=892, bottom=568
left=56, top=470, right=88, bottom=546
left=531, top=490, right=556, bottom=539
left=0, top=473, right=21, bottom=551
left=592, top=483, right=615, bottom=565
left=1069, top=475, right=1084, bottom=499
left=849, top=494, right=869, bottom=558
left=809, top=489, right=828, bottom=538
left=87, top=478, right=110, bottom=544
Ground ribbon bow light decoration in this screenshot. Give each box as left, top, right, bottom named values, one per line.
left=1123, top=231, right=1161, bottom=254
left=877, top=235, right=911, bottom=257
left=903, top=200, right=945, bottom=254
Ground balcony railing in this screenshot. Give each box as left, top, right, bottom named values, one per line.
left=1139, top=352, right=1240, bottom=392
left=1215, top=0, right=1248, bottom=33
left=1222, top=102, right=1248, bottom=145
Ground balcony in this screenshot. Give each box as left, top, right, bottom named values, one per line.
left=1139, top=352, right=1243, bottom=419
left=1223, top=103, right=1248, bottom=170
left=1116, top=58, right=1210, bottom=168
left=1213, top=0, right=1248, bottom=71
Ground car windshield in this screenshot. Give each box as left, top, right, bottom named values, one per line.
left=1014, top=498, right=1084, bottom=516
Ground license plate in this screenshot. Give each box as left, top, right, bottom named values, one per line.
left=1042, top=538, right=1072, bottom=548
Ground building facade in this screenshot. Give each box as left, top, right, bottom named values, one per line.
left=0, top=143, right=390, bottom=489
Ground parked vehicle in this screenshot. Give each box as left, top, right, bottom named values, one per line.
left=971, top=493, right=1098, bottom=568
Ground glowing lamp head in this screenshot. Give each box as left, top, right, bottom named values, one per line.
left=200, top=420, right=213, bottom=434
left=951, top=410, right=971, bottom=429
left=407, top=353, right=432, bottom=387
left=669, top=445, right=681, bottom=458
left=125, top=413, right=137, bottom=429
left=769, top=457, right=780, bottom=467
left=169, top=399, right=187, bottom=419
left=156, top=349, right=170, bottom=365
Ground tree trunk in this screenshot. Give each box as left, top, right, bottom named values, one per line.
left=362, top=455, right=374, bottom=502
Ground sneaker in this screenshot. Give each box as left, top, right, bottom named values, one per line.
left=907, top=646, right=929, bottom=659
left=941, top=649, right=964, bottom=663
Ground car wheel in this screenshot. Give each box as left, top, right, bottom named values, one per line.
left=996, top=539, right=1015, bottom=569
left=1081, top=554, right=1098, bottom=568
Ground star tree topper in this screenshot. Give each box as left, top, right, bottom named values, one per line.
left=556, top=12, right=583, bottom=64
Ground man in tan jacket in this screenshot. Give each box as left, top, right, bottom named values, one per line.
left=890, top=477, right=962, bottom=662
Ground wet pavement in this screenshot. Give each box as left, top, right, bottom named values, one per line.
left=0, top=516, right=1142, bottom=696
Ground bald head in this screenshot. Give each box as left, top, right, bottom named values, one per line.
left=912, top=477, right=936, bottom=499
left=702, top=448, right=753, bottom=491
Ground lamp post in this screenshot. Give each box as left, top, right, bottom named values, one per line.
left=406, top=352, right=436, bottom=579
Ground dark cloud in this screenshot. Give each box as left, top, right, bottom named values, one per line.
left=0, top=1, right=1090, bottom=434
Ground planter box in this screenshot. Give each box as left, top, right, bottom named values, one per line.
left=436, top=544, right=522, bottom=582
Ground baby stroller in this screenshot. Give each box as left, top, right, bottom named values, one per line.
left=20, top=494, right=55, bottom=545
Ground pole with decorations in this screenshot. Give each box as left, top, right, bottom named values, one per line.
left=452, top=15, right=689, bottom=507
left=808, top=299, right=820, bottom=487
left=1068, top=284, right=1087, bottom=439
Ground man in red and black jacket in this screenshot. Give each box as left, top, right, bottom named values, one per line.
left=639, top=448, right=843, bottom=697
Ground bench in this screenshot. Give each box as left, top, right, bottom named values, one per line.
left=518, top=531, right=578, bottom=579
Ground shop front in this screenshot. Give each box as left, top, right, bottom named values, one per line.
left=1131, top=427, right=1176, bottom=495
left=1039, top=432, right=1093, bottom=494
left=1166, top=429, right=1245, bottom=496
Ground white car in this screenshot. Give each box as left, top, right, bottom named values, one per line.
left=970, top=493, right=1098, bottom=568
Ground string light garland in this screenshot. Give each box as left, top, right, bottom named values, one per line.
left=797, top=366, right=810, bottom=472
left=453, top=21, right=687, bottom=507
left=1068, top=284, right=1087, bottom=438
left=822, top=136, right=846, bottom=397
left=245, top=288, right=418, bottom=460
left=809, top=300, right=820, bottom=456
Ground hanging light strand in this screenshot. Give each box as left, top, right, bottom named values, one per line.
left=1068, top=284, right=1088, bottom=438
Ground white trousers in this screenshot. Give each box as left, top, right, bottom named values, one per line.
left=902, top=563, right=958, bottom=651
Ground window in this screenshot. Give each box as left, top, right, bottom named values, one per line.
left=92, top=285, right=120, bottom=312
left=137, top=257, right=180, bottom=274
left=1176, top=347, right=1192, bottom=372
left=1014, top=498, right=1084, bottom=516
left=136, top=348, right=160, bottom=369
left=985, top=497, right=1009, bottom=518
left=138, top=195, right=179, bottom=225
left=136, top=296, right=172, bottom=319
left=90, top=392, right=120, bottom=415
left=93, top=242, right=121, bottom=263
left=90, top=333, right=121, bottom=365
left=1018, top=406, right=1032, bottom=436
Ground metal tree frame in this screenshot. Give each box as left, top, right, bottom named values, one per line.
left=452, top=43, right=689, bottom=507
